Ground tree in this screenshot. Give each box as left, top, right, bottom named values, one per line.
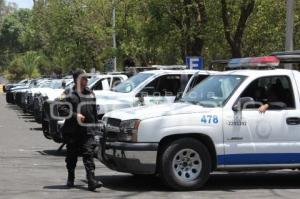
left=21, top=51, right=40, bottom=79
left=27, top=0, right=113, bottom=72
left=0, top=1, right=18, bottom=70
left=5, top=56, right=25, bottom=81
left=221, top=0, right=255, bottom=58
left=3, top=0, right=300, bottom=78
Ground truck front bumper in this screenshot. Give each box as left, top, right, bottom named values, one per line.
left=99, top=142, right=158, bottom=174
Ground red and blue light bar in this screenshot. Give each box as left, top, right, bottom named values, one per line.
left=227, top=56, right=280, bottom=69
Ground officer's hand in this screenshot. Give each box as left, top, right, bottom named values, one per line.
left=258, top=104, right=269, bottom=113
left=77, top=113, right=85, bottom=123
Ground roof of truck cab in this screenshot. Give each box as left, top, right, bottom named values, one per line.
left=140, top=69, right=213, bottom=75
left=218, top=69, right=297, bottom=77
left=92, top=74, right=128, bottom=78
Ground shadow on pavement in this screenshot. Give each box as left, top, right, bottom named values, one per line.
left=95, top=175, right=168, bottom=192
left=6, top=104, right=18, bottom=108
left=204, top=172, right=300, bottom=191
left=43, top=184, right=91, bottom=191
left=38, top=149, right=67, bottom=157
left=92, top=171, right=300, bottom=192
left=30, top=127, right=43, bottom=131
left=19, top=116, right=34, bottom=119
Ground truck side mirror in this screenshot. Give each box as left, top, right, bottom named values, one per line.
left=135, top=92, right=145, bottom=105
left=232, top=97, right=254, bottom=112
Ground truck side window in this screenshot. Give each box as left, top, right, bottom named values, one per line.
left=93, top=78, right=111, bottom=91
left=141, top=75, right=182, bottom=96
left=240, top=76, right=295, bottom=110
left=186, top=75, right=209, bottom=93
left=92, top=80, right=103, bottom=91
left=112, top=77, right=122, bottom=88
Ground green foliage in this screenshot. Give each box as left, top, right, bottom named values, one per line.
left=21, top=51, right=41, bottom=79
left=27, top=0, right=113, bottom=72
left=5, top=56, right=25, bottom=81
left=5, top=51, right=41, bottom=81
left=1, top=0, right=300, bottom=78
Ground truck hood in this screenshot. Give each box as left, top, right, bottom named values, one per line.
left=11, top=86, right=29, bottom=92
left=95, top=90, right=135, bottom=114
left=104, top=102, right=211, bottom=121
left=95, top=90, right=133, bottom=100
left=44, top=89, right=64, bottom=101
left=30, top=88, right=52, bottom=95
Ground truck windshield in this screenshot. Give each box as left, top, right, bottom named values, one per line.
left=112, top=73, right=154, bottom=93
left=49, top=80, right=63, bottom=89
left=38, top=81, right=51, bottom=88
left=181, top=75, right=246, bottom=107
left=88, top=76, right=100, bottom=87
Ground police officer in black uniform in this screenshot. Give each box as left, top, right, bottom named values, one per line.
left=59, top=69, right=102, bottom=191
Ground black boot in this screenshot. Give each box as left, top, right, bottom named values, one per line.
left=66, top=170, right=75, bottom=187
left=87, top=171, right=102, bottom=191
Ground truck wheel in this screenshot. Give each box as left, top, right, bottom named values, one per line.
left=42, top=121, right=51, bottom=139
left=159, top=138, right=211, bottom=190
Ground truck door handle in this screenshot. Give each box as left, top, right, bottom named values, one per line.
left=286, top=117, right=300, bottom=125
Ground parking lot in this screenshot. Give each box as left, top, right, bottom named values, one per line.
left=0, top=93, right=300, bottom=199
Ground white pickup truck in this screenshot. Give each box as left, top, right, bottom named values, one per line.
left=100, top=56, right=300, bottom=190
left=94, top=70, right=215, bottom=118
left=42, top=74, right=128, bottom=142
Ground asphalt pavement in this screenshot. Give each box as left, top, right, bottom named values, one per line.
left=1, top=93, right=300, bottom=199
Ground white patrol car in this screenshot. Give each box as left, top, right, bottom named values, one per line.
left=100, top=56, right=300, bottom=190
left=94, top=70, right=217, bottom=118
left=39, top=74, right=127, bottom=104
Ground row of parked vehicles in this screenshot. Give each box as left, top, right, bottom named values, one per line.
left=5, top=50, right=300, bottom=190
left=5, top=73, right=128, bottom=140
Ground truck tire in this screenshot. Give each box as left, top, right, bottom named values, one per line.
left=159, top=138, right=211, bottom=190
left=42, top=120, right=51, bottom=140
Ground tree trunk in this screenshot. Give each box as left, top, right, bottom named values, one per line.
left=221, top=0, right=255, bottom=58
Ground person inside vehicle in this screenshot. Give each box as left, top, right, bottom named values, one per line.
left=258, top=80, right=285, bottom=113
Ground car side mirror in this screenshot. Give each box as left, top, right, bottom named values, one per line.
left=232, top=97, right=254, bottom=112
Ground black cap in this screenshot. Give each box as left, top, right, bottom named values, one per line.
left=72, top=69, right=87, bottom=83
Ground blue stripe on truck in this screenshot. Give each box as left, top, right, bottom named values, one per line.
left=218, top=153, right=300, bottom=165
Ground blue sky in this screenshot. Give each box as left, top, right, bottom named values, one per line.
left=6, top=0, right=33, bottom=9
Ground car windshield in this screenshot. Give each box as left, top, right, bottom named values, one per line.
left=30, top=80, right=43, bottom=88
left=18, top=79, right=27, bottom=84
left=181, top=75, right=246, bottom=107
left=66, top=82, right=74, bottom=89
left=38, top=81, right=51, bottom=88
left=112, top=73, right=154, bottom=93
left=88, top=76, right=100, bottom=87
left=49, top=80, right=63, bottom=89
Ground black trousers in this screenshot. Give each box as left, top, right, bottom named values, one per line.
left=65, top=134, right=96, bottom=173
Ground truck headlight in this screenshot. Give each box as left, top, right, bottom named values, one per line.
left=119, top=119, right=141, bottom=142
